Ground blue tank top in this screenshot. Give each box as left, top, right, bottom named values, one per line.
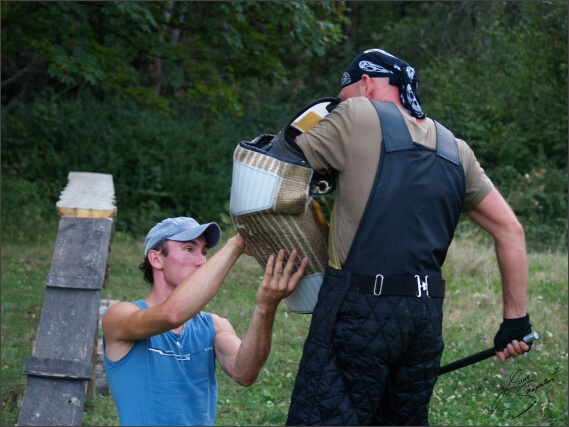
left=103, top=300, right=217, bottom=426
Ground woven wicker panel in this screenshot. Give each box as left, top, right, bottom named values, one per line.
left=231, top=202, right=328, bottom=277
left=230, top=145, right=329, bottom=312
left=233, top=145, right=312, bottom=215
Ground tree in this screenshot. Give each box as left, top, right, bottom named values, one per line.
left=420, top=1, right=568, bottom=172
left=1, top=1, right=347, bottom=115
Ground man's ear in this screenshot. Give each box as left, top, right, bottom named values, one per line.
left=148, top=249, right=163, bottom=269
left=361, top=74, right=373, bottom=97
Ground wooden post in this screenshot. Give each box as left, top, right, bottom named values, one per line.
left=18, top=172, right=116, bottom=426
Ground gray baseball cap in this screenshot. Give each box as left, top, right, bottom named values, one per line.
left=144, top=217, right=221, bottom=256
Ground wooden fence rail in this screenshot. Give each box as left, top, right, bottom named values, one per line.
left=18, top=172, right=116, bottom=426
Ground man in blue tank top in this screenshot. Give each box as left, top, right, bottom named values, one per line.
left=103, top=217, right=308, bottom=425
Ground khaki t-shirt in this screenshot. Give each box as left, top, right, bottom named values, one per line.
left=297, top=96, right=493, bottom=268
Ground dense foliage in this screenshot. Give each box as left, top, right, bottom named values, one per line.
left=2, top=1, right=567, bottom=249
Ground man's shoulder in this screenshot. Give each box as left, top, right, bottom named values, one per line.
left=335, top=97, right=378, bottom=123
left=343, top=96, right=373, bottom=108
left=190, top=311, right=215, bottom=328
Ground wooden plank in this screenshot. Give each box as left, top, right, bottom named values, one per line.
left=19, top=172, right=116, bottom=426
left=17, top=377, right=86, bottom=426
left=85, top=331, right=99, bottom=398
left=23, top=357, right=92, bottom=380
left=47, top=217, right=113, bottom=290
left=56, top=172, right=116, bottom=218
left=32, top=288, right=101, bottom=362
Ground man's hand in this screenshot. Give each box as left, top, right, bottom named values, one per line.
left=494, top=314, right=533, bottom=362
left=257, top=249, right=308, bottom=310
left=496, top=339, right=530, bottom=362
left=231, top=233, right=253, bottom=256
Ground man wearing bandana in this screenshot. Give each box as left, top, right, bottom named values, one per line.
left=284, top=49, right=533, bottom=425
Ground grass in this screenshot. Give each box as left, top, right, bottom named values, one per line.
left=431, top=238, right=568, bottom=426
left=1, top=218, right=567, bottom=426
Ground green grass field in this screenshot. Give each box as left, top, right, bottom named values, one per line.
left=1, top=222, right=567, bottom=426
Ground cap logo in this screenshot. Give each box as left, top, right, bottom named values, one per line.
left=341, top=72, right=351, bottom=87
left=358, top=60, right=390, bottom=74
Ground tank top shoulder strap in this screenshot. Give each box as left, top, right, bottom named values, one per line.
left=370, top=98, right=461, bottom=165
left=369, top=99, right=413, bottom=152
left=434, top=121, right=460, bottom=165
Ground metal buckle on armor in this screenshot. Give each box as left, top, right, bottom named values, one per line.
left=415, top=275, right=430, bottom=297
left=373, top=274, right=384, bottom=296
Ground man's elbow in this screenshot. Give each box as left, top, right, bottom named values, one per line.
left=496, top=218, right=526, bottom=245
left=233, top=372, right=258, bottom=387
left=509, top=218, right=526, bottom=240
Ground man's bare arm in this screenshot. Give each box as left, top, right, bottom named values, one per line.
left=103, top=235, right=247, bottom=346
left=467, top=187, right=530, bottom=361
left=214, top=250, right=308, bottom=386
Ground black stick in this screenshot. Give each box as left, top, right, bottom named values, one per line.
left=438, top=332, right=539, bottom=376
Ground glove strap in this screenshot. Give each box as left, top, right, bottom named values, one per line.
left=502, top=313, right=530, bottom=327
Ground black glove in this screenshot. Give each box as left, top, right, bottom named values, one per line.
left=494, top=313, right=533, bottom=352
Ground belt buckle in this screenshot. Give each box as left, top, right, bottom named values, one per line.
left=374, top=274, right=384, bottom=296
left=415, top=275, right=429, bottom=297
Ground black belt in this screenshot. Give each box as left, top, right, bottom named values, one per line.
left=348, top=273, right=445, bottom=298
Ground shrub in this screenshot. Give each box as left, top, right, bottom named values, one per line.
left=1, top=90, right=291, bottom=237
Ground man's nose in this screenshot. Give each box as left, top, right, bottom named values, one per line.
left=197, top=253, right=207, bottom=265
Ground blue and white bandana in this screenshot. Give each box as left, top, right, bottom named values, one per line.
left=341, top=48, right=426, bottom=119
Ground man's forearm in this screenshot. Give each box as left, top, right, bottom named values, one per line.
left=495, top=226, right=528, bottom=319
left=165, top=236, right=244, bottom=324
left=229, top=249, right=306, bottom=386
left=467, top=188, right=529, bottom=320
left=232, top=304, right=278, bottom=386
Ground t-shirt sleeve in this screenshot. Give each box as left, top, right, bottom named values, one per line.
left=295, top=98, right=357, bottom=174
left=458, top=138, right=494, bottom=211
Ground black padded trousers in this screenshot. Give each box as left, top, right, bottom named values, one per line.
left=287, top=286, right=444, bottom=426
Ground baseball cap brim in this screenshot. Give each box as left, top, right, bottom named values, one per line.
left=144, top=217, right=221, bottom=256
left=168, top=222, right=221, bottom=248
